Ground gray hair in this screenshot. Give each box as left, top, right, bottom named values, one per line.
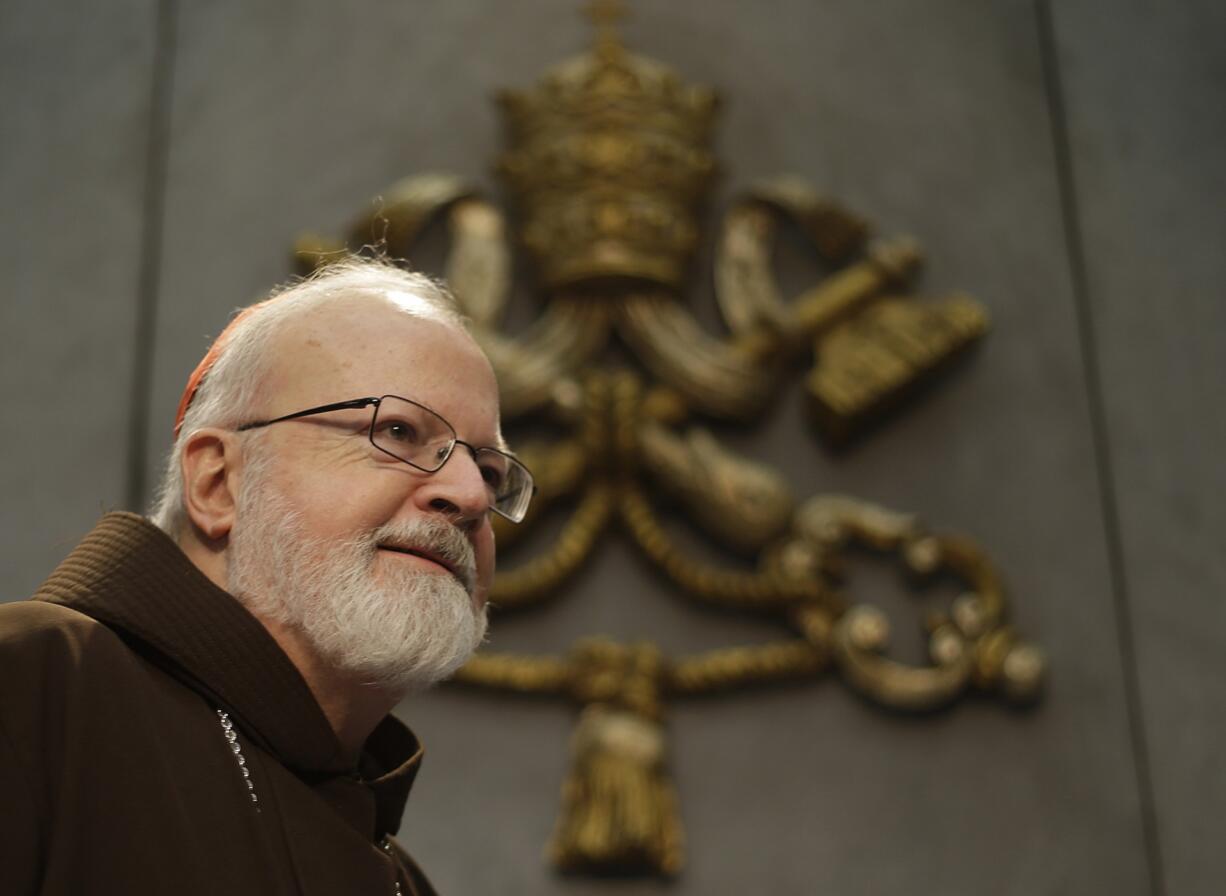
left=149, top=256, right=467, bottom=537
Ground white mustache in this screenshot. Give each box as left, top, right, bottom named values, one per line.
left=368, top=517, right=477, bottom=595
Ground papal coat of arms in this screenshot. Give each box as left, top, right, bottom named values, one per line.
left=296, top=1, right=1045, bottom=877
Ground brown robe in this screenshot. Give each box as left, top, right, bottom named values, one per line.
left=0, top=513, right=439, bottom=895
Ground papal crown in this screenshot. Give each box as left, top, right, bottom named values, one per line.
left=497, top=11, right=719, bottom=291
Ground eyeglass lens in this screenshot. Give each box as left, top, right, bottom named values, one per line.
left=370, top=396, right=533, bottom=521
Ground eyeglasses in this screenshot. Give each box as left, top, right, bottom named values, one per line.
left=236, top=395, right=535, bottom=523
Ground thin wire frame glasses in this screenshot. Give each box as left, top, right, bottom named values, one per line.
left=235, top=395, right=535, bottom=523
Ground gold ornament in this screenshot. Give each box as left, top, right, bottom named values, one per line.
left=297, top=1, right=1043, bottom=877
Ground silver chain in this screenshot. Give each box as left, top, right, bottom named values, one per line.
left=382, top=837, right=403, bottom=895
left=216, top=710, right=259, bottom=810
left=217, top=710, right=407, bottom=892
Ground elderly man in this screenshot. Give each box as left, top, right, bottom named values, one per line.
left=0, top=258, right=532, bottom=895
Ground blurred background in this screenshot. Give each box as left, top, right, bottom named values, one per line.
left=2, top=1, right=1223, bottom=893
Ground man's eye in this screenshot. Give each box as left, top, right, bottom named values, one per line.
left=379, top=420, right=419, bottom=443
left=480, top=465, right=505, bottom=490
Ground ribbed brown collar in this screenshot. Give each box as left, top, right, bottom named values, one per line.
left=33, top=512, right=422, bottom=839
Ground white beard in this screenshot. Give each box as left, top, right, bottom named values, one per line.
left=226, top=463, right=487, bottom=694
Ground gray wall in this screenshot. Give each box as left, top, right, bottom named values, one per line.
left=3, top=1, right=1222, bottom=893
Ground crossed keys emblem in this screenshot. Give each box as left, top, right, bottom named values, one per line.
left=296, top=4, right=1044, bottom=876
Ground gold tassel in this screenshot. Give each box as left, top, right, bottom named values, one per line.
left=549, top=703, right=684, bottom=876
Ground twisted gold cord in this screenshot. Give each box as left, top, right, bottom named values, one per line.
left=617, top=486, right=838, bottom=612
left=456, top=639, right=830, bottom=700
left=453, top=651, right=571, bottom=694
left=666, top=640, right=828, bottom=695
left=489, top=483, right=615, bottom=609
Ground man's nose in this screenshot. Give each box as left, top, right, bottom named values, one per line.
left=414, top=445, right=491, bottom=527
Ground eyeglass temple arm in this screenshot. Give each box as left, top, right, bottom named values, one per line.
left=235, top=397, right=380, bottom=432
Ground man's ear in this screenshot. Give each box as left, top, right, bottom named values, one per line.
left=181, top=428, right=242, bottom=542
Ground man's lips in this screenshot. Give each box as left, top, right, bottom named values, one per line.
left=377, top=543, right=472, bottom=592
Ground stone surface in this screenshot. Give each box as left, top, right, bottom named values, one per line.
left=390, top=1, right=1151, bottom=892
left=14, top=0, right=1220, bottom=891
left=0, top=0, right=158, bottom=598
left=1051, top=2, right=1226, bottom=893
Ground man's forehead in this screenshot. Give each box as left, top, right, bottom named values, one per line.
left=271, top=298, right=448, bottom=370
left=290, top=293, right=444, bottom=344
left=262, top=297, right=503, bottom=438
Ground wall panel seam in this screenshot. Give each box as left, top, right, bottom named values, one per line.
left=1034, top=2, right=1165, bottom=894
left=125, top=0, right=179, bottom=514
